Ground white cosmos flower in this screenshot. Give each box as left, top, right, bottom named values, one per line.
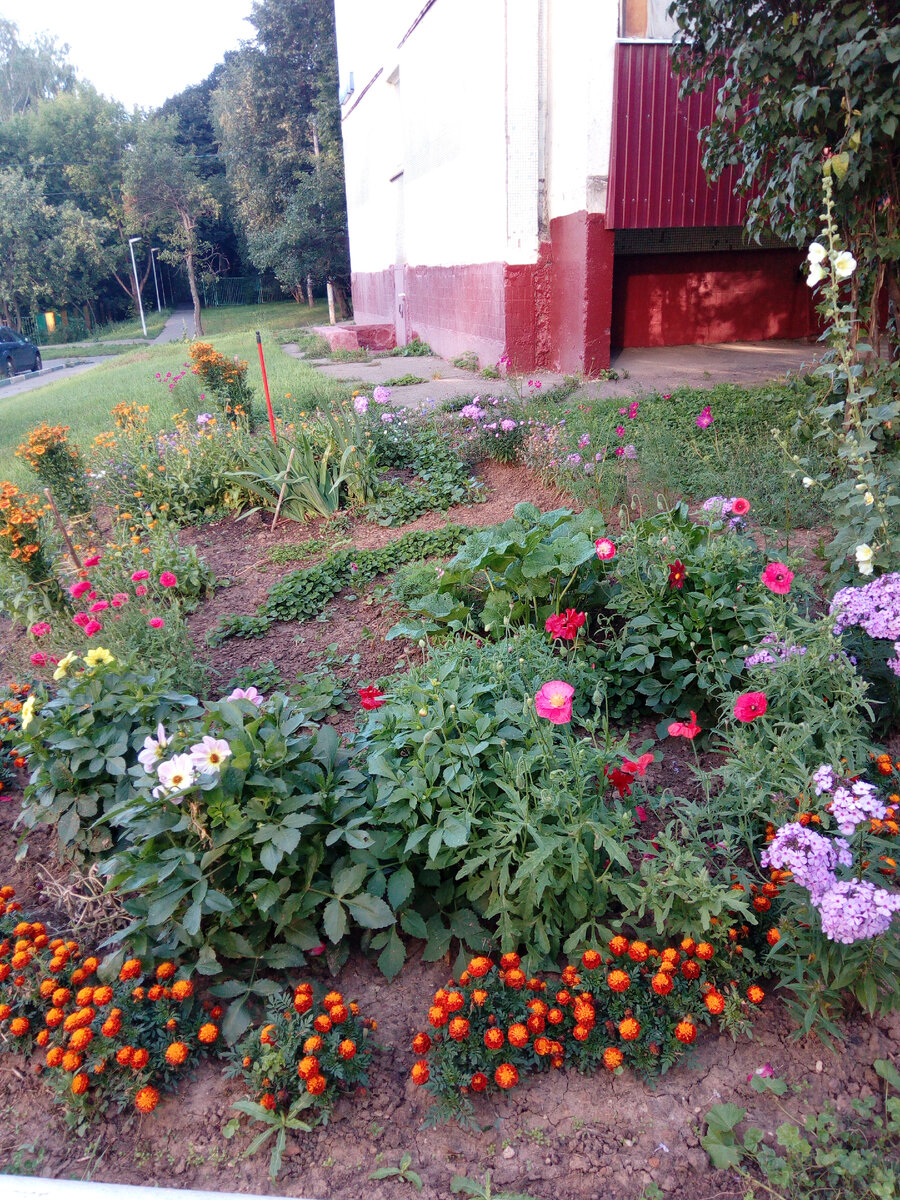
left=153, top=754, right=195, bottom=798
left=807, top=242, right=827, bottom=265
left=834, top=250, right=857, bottom=279
left=806, top=261, right=826, bottom=288
left=189, top=736, right=232, bottom=774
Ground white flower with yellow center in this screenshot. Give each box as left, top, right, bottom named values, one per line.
left=153, top=754, right=196, bottom=799
left=807, top=242, right=827, bottom=265
left=834, top=250, right=857, bottom=279
left=806, top=261, right=826, bottom=288
left=855, top=544, right=874, bottom=576
left=188, top=736, right=232, bottom=774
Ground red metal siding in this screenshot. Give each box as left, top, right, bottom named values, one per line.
left=608, top=42, right=748, bottom=230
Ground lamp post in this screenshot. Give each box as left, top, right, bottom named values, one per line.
left=127, top=236, right=148, bottom=338
left=150, top=248, right=163, bottom=312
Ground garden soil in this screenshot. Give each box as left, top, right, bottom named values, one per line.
left=1, top=456, right=887, bottom=1199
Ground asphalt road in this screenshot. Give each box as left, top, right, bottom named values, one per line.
left=0, top=358, right=108, bottom=401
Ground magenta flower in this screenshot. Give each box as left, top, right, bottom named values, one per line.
left=595, top=537, right=616, bottom=561
left=73, top=612, right=90, bottom=628
left=734, top=691, right=767, bottom=722
left=31, top=652, right=47, bottom=667
left=761, top=562, right=794, bottom=595
left=70, top=580, right=91, bottom=599
left=30, top=623, right=51, bottom=638
left=534, top=681, right=574, bottom=724
left=159, top=572, right=177, bottom=588
left=84, top=619, right=102, bottom=637
left=149, top=617, right=165, bottom=629
left=135, top=584, right=147, bottom=596
left=616, top=425, right=625, bottom=437
left=83, top=554, right=101, bottom=568
left=89, top=601, right=109, bottom=613
left=696, top=406, right=713, bottom=429
left=131, top=570, right=150, bottom=582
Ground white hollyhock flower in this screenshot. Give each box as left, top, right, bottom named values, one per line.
left=807, top=242, right=827, bottom=264
left=834, top=250, right=857, bottom=279
left=806, top=261, right=827, bottom=288
left=864, top=492, right=874, bottom=506
left=802, top=476, right=814, bottom=488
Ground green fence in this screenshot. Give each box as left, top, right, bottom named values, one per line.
left=201, top=277, right=284, bottom=307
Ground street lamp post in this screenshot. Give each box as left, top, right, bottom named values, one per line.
left=127, top=236, right=148, bottom=338
left=150, top=248, right=163, bottom=312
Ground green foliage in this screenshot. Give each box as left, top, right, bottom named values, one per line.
left=450, top=1172, right=543, bottom=1200
left=380, top=373, right=426, bottom=387
left=369, top=1153, right=423, bottom=1191
left=18, top=658, right=202, bottom=859
left=104, top=699, right=387, bottom=972
left=380, top=337, right=433, bottom=357
left=226, top=661, right=284, bottom=695
left=703, top=1066, right=900, bottom=1198
left=267, top=534, right=334, bottom=563
left=231, top=433, right=357, bottom=522
left=452, top=352, right=479, bottom=371
left=366, top=416, right=482, bottom=525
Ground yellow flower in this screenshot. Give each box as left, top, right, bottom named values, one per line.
left=20, top=695, right=36, bottom=730
left=84, top=648, right=114, bottom=668
left=53, top=651, right=79, bottom=681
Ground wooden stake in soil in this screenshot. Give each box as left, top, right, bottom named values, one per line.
left=43, top=488, right=82, bottom=569
left=271, top=447, right=295, bottom=530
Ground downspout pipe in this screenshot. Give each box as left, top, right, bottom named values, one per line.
left=2, top=1179, right=317, bottom=1200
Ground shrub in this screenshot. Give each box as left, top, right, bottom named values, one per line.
left=188, top=341, right=254, bottom=419
left=224, top=983, right=374, bottom=1178
left=103, top=696, right=389, bottom=974
left=0, top=482, right=65, bottom=617
left=458, top=399, right=528, bottom=465
left=412, top=942, right=765, bottom=1127
left=15, top=423, right=92, bottom=516
left=18, top=656, right=202, bottom=859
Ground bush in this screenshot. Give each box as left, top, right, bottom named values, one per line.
left=15, top=423, right=92, bottom=516
left=188, top=341, right=254, bottom=419
left=0, top=482, right=65, bottom=618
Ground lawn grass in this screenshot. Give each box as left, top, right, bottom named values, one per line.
left=0, top=333, right=353, bottom=488
left=197, top=300, right=330, bottom=337
left=40, top=344, right=137, bottom=360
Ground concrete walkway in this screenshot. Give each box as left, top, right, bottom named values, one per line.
left=154, top=306, right=197, bottom=344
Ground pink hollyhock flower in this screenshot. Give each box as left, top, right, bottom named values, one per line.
left=535, top=681, right=574, bottom=724
left=734, top=691, right=767, bottom=722
left=31, top=652, right=47, bottom=667
left=149, top=617, right=165, bottom=629
left=696, top=406, right=713, bottom=429
left=595, top=537, right=616, bottom=561
left=622, top=752, right=654, bottom=777
left=83, top=555, right=101, bottom=568
left=159, top=572, right=177, bottom=588
left=73, top=612, right=90, bottom=628
left=131, top=570, right=150, bottom=582
left=731, top=497, right=750, bottom=516
left=89, top=601, right=109, bottom=613
left=70, top=580, right=91, bottom=599
left=668, top=711, right=701, bottom=739
left=761, top=562, right=794, bottom=595
left=30, top=623, right=51, bottom=638
left=358, top=686, right=386, bottom=711
left=84, top=619, right=102, bottom=637
left=135, top=584, right=147, bottom=596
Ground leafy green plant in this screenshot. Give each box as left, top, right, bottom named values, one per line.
left=452, top=352, right=479, bottom=371
left=379, top=336, right=432, bottom=357
left=366, top=415, right=482, bottom=525
left=380, top=374, right=426, bottom=387
left=451, top=1172, right=540, bottom=1200
left=231, top=432, right=357, bottom=522
left=369, top=1152, right=423, bottom=1190
left=226, top=662, right=284, bottom=695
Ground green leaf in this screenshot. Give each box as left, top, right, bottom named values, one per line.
left=387, top=866, right=414, bottom=909
left=222, top=998, right=253, bottom=1045
left=875, top=1060, right=900, bottom=1094
left=332, top=862, right=368, bottom=897
left=345, top=892, right=394, bottom=929
left=401, top=909, right=429, bottom=940
left=377, top=928, right=406, bottom=980
left=323, top=898, right=348, bottom=943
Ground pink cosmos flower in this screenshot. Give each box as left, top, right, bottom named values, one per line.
left=616, top=425, right=625, bottom=437
left=761, top=562, right=794, bottom=595
left=135, top=584, right=147, bottom=596
left=149, top=617, right=165, bottom=629
left=84, top=619, right=102, bottom=637
left=70, top=580, right=91, bottom=599
left=30, top=652, right=47, bottom=667
left=595, top=538, right=616, bottom=561
left=731, top=497, right=750, bottom=516
left=535, top=681, right=574, bottom=724
left=668, top=711, right=701, bottom=739
left=73, top=612, right=90, bottom=628
left=159, top=572, right=177, bottom=588
left=696, top=406, right=713, bottom=429
left=83, top=555, right=101, bottom=568
left=89, top=601, right=109, bottom=613
left=30, top=623, right=51, bottom=638
left=734, top=691, right=767, bottom=722
left=131, top=570, right=150, bottom=582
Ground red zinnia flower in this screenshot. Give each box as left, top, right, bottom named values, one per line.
left=668, top=561, right=687, bottom=589
left=358, top=686, right=386, bottom=710
left=159, top=572, right=177, bottom=588
left=734, top=691, right=767, bottom=723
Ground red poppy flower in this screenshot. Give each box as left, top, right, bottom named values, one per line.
left=761, top=562, right=794, bottom=595
left=668, top=710, right=700, bottom=739
left=731, top=498, right=750, bottom=516
left=622, top=752, right=653, bottom=777
left=545, top=609, right=586, bottom=640
left=734, top=691, right=767, bottom=722
left=667, top=560, right=687, bottom=589
left=605, top=767, right=633, bottom=797
left=358, top=686, right=386, bottom=710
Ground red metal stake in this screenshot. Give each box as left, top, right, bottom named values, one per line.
left=256, top=331, right=277, bottom=443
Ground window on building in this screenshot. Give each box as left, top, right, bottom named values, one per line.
left=620, top=0, right=679, bottom=40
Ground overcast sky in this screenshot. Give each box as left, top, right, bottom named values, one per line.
left=4, top=0, right=256, bottom=110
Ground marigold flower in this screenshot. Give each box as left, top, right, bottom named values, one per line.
left=675, top=1020, right=697, bottom=1044
left=427, top=1005, right=447, bottom=1028
left=609, top=936, right=629, bottom=957
left=505, top=968, right=526, bottom=990
left=572, top=1001, right=595, bottom=1026
left=704, top=992, right=726, bottom=1016
left=293, top=992, right=313, bottom=1015
left=546, top=1007, right=564, bottom=1025
left=135, top=1086, right=159, bottom=1113
left=619, top=1017, right=640, bottom=1041
left=92, top=986, right=113, bottom=1006
left=36, top=1029, right=50, bottom=1047
left=8, top=1015, right=28, bottom=1036
left=411, top=1032, right=431, bottom=1055
left=411, top=1060, right=429, bottom=1085
left=69, top=1028, right=93, bottom=1051
left=46, top=1047, right=64, bottom=1068
left=695, top=943, right=714, bottom=960
left=197, top=1023, right=219, bottom=1044
left=119, top=958, right=142, bottom=982
left=297, top=1056, right=320, bottom=1081
left=534, top=1036, right=552, bottom=1056
left=165, top=1042, right=189, bottom=1066
left=680, top=938, right=696, bottom=956
left=526, top=1014, right=546, bottom=1036
left=581, top=949, right=602, bottom=970
left=651, top=972, right=674, bottom=996
left=169, top=979, right=193, bottom=1002
left=572, top=1023, right=591, bottom=1042
left=766, top=928, right=781, bottom=947
left=747, top=985, right=765, bottom=1005
left=607, top=969, right=630, bottom=993
left=603, top=1047, right=624, bottom=1071
left=303, top=1035, right=323, bottom=1055
left=627, top=940, right=649, bottom=963
left=101, top=1015, right=122, bottom=1038
left=484, top=1028, right=505, bottom=1050
left=323, top=990, right=343, bottom=1008
left=507, top=1023, right=529, bottom=1048
left=470, top=1072, right=489, bottom=1092
left=335, top=1039, right=355, bottom=1060
left=494, top=1063, right=519, bottom=1089
left=260, top=1093, right=276, bottom=1111
left=468, top=956, right=493, bottom=978
left=260, top=1024, right=277, bottom=1046
left=131, top=1048, right=150, bottom=1069
left=71, top=1072, right=89, bottom=1096
left=62, top=1051, right=83, bottom=1072
left=156, top=962, right=176, bottom=980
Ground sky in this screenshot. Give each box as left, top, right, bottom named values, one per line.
left=3, top=0, right=256, bottom=110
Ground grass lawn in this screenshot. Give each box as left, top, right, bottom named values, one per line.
left=197, top=299, right=331, bottom=337
left=40, top=344, right=137, bottom=360
left=0, top=333, right=352, bottom=488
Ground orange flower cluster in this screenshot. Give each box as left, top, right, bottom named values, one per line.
left=0, top=890, right=214, bottom=1120
left=0, top=482, right=47, bottom=566
left=411, top=938, right=766, bottom=1123
left=111, top=403, right=149, bottom=432
left=15, top=423, right=78, bottom=471
left=232, top=983, right=373, bottom=1125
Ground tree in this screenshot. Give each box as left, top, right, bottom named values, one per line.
left=124, top=117, right=221, bottom=335
left=0, top=18, right=75, bottom=120
left=211, top=0, right=350, bottom=309
left=669, top=0, right=900, bottom=356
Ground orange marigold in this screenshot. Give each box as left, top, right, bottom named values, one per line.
left=674, top=1020, right=697, bottom=1044
left=116, top=1046, right=134, bottom=1066
left=695, top=942, right=714, bottom=960
left=680, top=938, right=696, bottom=956
left=51, top=987, right=71, bottom=1008
left=681, top=960, right=701, bottom=981
left=534, top=1036, right=552, bottom=1056
left=338, top=1039, right=356, bottom=1060
left=410, top=1060, right=429, bottom=1085
left=507, top=1023, right=529, bottom=1048
left=9, top=1016, right=29, bottom=1036
left=468, top=956, right=493, bottom=978
left=323, top=990, right=343, bottom=1008
left=547, top=1007, right=564, bottom=1025
left=135, top=1086, right=159, bottom=1113
left=156, top=962, right=176, bottom=980
left=62, top=1051, right=83, bottom=1072
left=618, top=1017, right=640, bottom=1041
left=627, top=940, right=650, bottom=963
left=572, top=1024, right=591, bottom=1042
left=92, top=986, right=113, bottom=1006
left=607, top=969, right=630, bottom=993
left=448, top=1017, right=470, bottom=1042
left=470, top=1071, right=489, bottom=1092
left=297, top=1056, right=320, bottom=1081
left=484, top=1028, right=505, bottom=1050
left=747, top=985, right=765, bottom=1005
left=411, top=1032, right=431, bottom=1055
left=471, top=989, right=488, bottom=1007
left=46, top=1047, right=64, bottom=1068
left=428, top=1005, right=448, bottom=1028
left=651, top=972, right=674, bottom=996
left=704, top=992, right=726, bottom=1016
left=119, top=958, right=142, bottom=981
left=165, top=1042, right=189, bottom=1066
left=603, top=1047, right=624, bottom=1071
left=171, top=980, right=194, bottom=1001
left=609, top=936, right=629, bottom=956
left=69, top=1028, right=93, bottom=1051
left=198, top=1023, right=219, bottom=1044
left=303, top=1035, right=323, bottom=1055
left=131, top=1048, right=149, bottom=1069
left=581, top=949, right=602, bottom=970
left=494, top=1063, right=519, bottom=1089
left=260, top=1024, right=277, bottom=1046
left=766, top=928, right=780, bottom=947
left=260, top=1093, right=276, bottom=1111
left=500, top=952, right=521, bottom=971
left=71, top=1072, right=89, bottom=1096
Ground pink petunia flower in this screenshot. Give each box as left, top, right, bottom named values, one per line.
left=73, top=612, right=90, bottom=628
left=89, top=601, right=109, bottom=613
left=534, top=681, right=574, bottom=724
left=30, top=652, right=47, bottom=667
left=30, top=622, right=51, bottom=638
left=761, top=562, right=794, bottom=595
left=111, top=593, right=128, bottom=608
left=83, top=555, right=101, bottom=568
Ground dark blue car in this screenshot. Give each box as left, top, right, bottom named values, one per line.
left=0, top=327, right=41, bottom=377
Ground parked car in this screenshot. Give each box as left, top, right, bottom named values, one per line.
left=0, top=327, right=41, bottom=376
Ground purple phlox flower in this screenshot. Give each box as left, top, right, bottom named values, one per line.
left=578, top=434, right=590, bottom=448
left=696, top=405, right=713, bottom=429
left=354, top=396, right=369, bottom=414
left=829, top=780, right=886, bottom=835
left=812, top=764, right=836, bottom=796
left=595, top=450, right=606, bottom=461
left=373, top=385, right=391, bottom=403
left=760, top=822, right=850, bottom=902
left=701, top=495, right=733, bottom=516
left=500, top=418, right=517, bottom=432
left=460, top=404, right=485, bottom=420
left=196, top=413, right=214, bottom=425
left=583, top=462, right=595, bottom=475
left=816, top=879, right=900, bottom=944
left=623, top=444, right=637, bottom=459
left=744, top=640, right=807, bottom=670
left=830, top=574, right=900, bottom=677
left=565, top=453, right=582, bottom=467
left=381, top=413, right=394, bottom=423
